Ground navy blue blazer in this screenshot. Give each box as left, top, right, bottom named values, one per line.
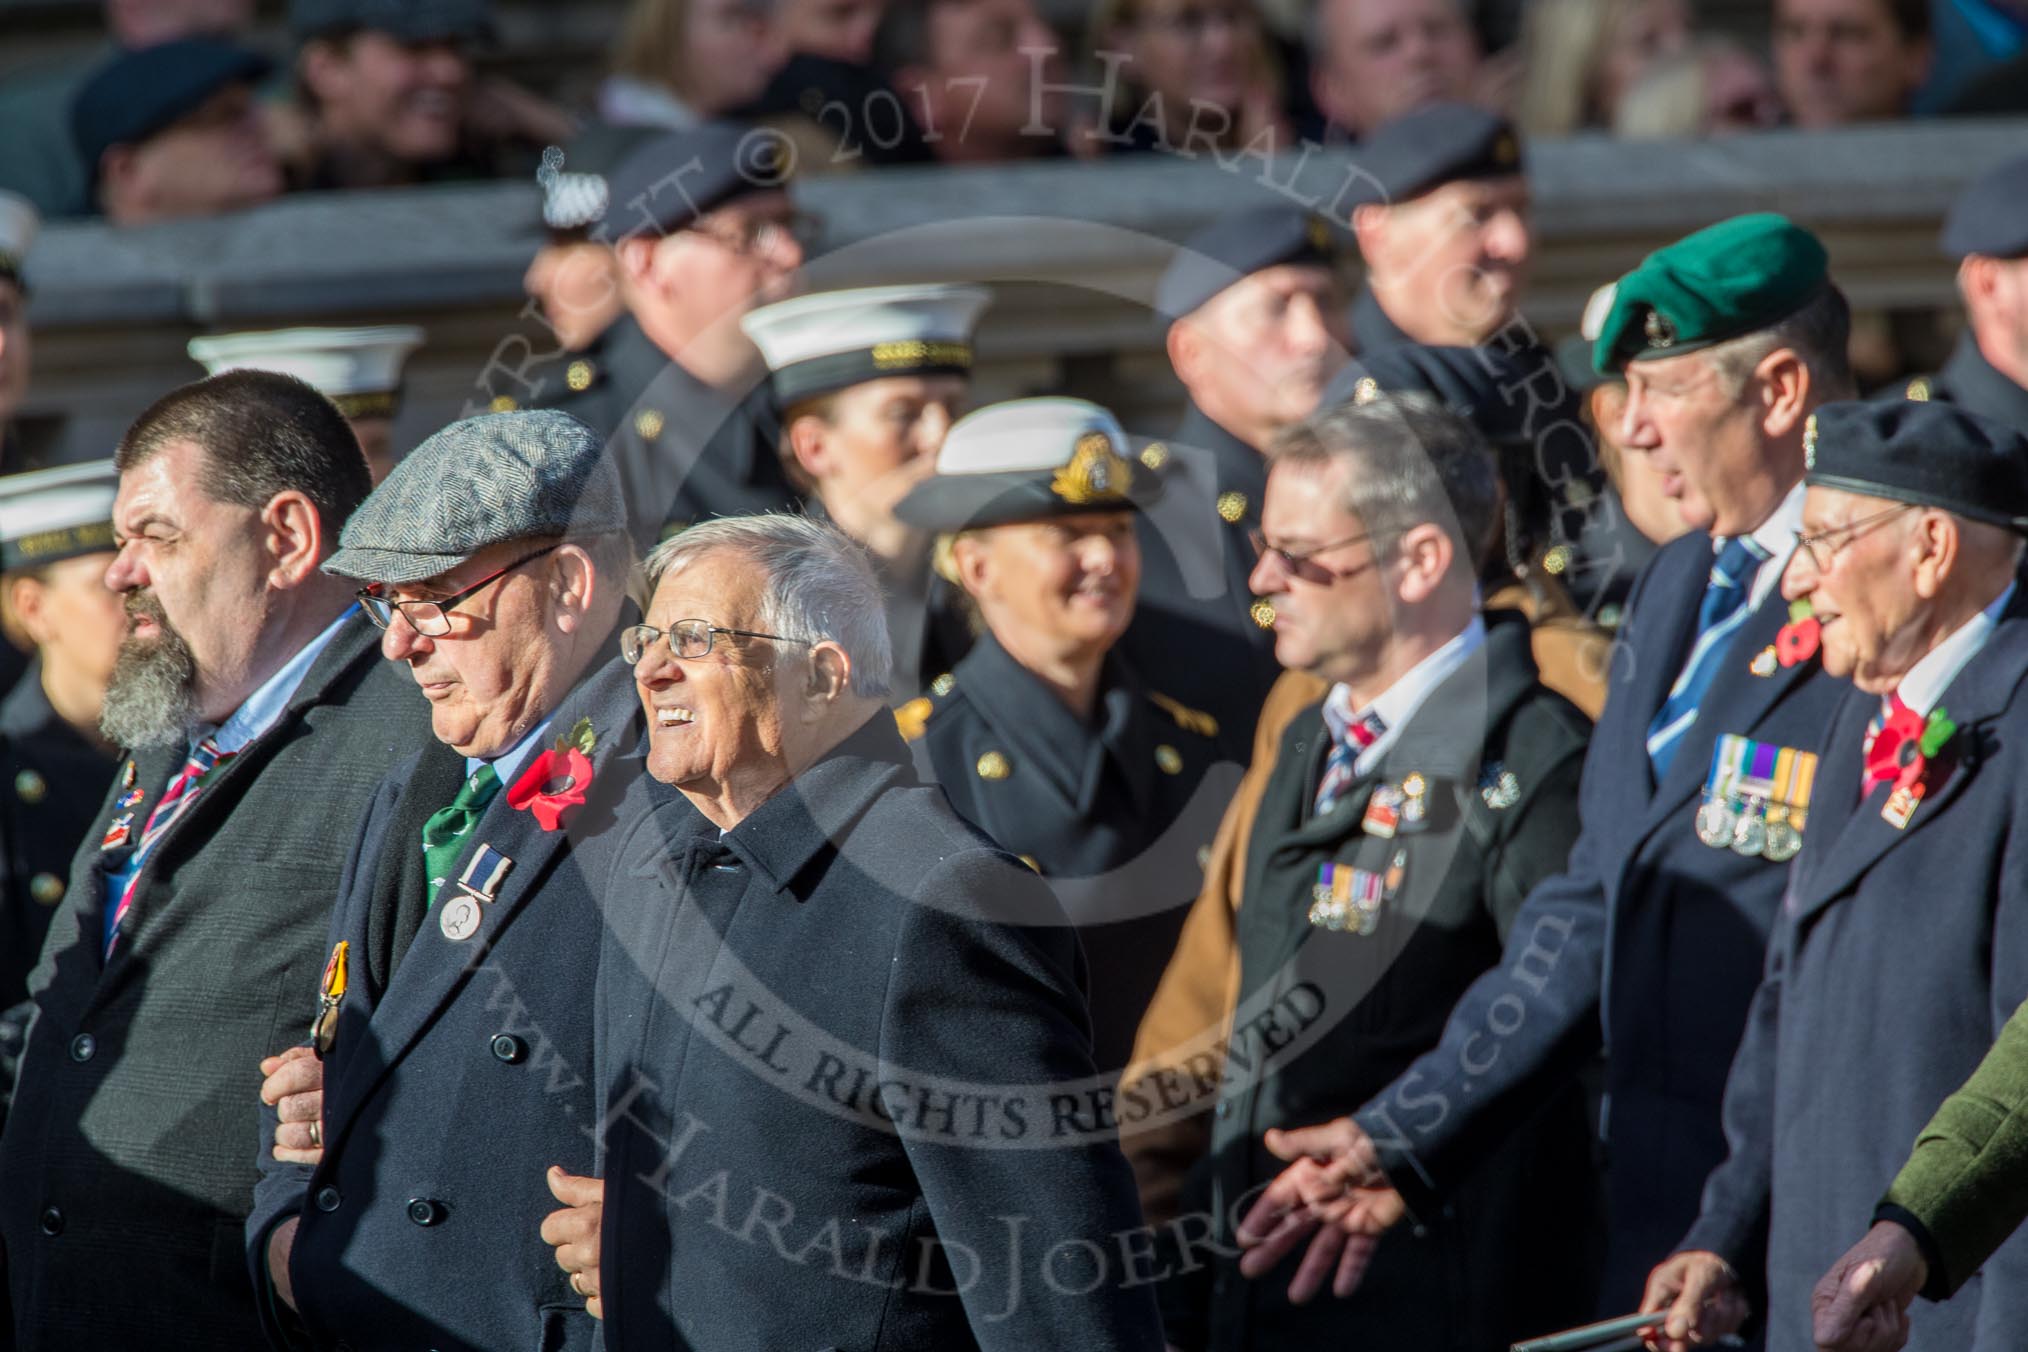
left=1350, top=523, right=1848, bottom=1308
left=1683, top=592, right=2028, bottom=1352
left=593, top=715, right=1165, bottom=1351
left=246, top=656, right=670, bottom=1352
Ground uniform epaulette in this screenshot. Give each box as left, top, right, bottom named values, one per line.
left=894, top=696, right=934, bottom=743
left=1149, top=691, right=1218, bottom=740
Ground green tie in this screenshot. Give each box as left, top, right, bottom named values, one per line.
left=420, top=764, right=502, bottom=907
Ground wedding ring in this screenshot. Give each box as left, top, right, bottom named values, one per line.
left=308, top=1119, right=322, bottom=1148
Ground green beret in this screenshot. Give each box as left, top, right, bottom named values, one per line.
left=1592, top=214, right=1830, bottom=374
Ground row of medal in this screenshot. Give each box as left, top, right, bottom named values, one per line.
left=1694, top=733, right=1818, bottom=863
left=1310, top=851, right=1408, bottom=934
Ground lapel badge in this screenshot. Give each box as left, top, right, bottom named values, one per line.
left=1750, top=645, right=1778, bottom=677
left=1478, top=762, right=1521, bottom=810
left=121, top=760, right=137, bottom=790
left=100, top=812, right=135, bottom=851
left=312, top=940, right=349, bottom=1056
left=1882, top=781, right=1924, bottom=830
left=117, top=786, right=145, bottom=809
left=1362, top=784, right=1403, bottom=839
left=1399, top=773, right=1430, bottom=828
left=439, top=843, right=515, bottom=941
left=439, top=893, right=484, bottom=942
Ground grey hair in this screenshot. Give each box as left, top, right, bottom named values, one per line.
left=643, top=514, right=894, bottom=699
left=1270, top=392, right=1501, bottom=569
left=1705, top=282, right=1856, bottom=401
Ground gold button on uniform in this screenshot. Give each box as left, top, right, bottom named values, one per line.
left=1216, top=491, right=1248, bottom=524
left=14, top=769, right=45, bottom=803
left=566, top=359, right=595, bottom=392
left=635, top=409, right=666, bottom=439
left=930, top=673, right=956, bottom=697
left=488, top=395, right=518, bottom=413
left=1250, top=598, right=1277, bottom=629
left=30, top=873, right=64, bottom=905
left=1139, top=443, right=1169, bottom=470
left=976, top=750, right=1011, bottom=781
left=1155, top=744, right=1183, bottom=775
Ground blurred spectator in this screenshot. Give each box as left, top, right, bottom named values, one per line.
left=282, top=0, right=573, bottom=190
left=71, top=39, right=283, bottom=226
left=1612, top=35, right=1784, bottom=136
left=1306, top=0, right=1482, bottom=142
left=1943, top=38, right=2028, bottom=114
left=1772, top=0, right=1933, bottom=127
left=1084, top=0, right=1289, bottom=153
left=1513, top=0, right=1689, bottom=135
left=0, top=0, right=255, bottom=219
left=0, top=196, right=32, bottom=473
left=601, top=0, right=789, bottom=127
left=1915, top=0, right=2024, bottom=111
left=780, top=0, right=890, bottom=61
left=524, top=127, right=660, bottom=363
left=879, top=0, right=1072, bottom=162
left=186, top=326, right=426, bottom=482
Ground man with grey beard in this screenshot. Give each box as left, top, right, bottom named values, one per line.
left=0, top=369, right=431, bottom=1351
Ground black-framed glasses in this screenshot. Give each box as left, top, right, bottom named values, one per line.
left=1248, top=528, right=1378, bottom=581
left=682, top=210, right=824, bottom=257
left=621, top=619, right=813, bottom=665
left=1792, top=503, right=1916, bottom=572
left=356, top=542, right=562, bottom=637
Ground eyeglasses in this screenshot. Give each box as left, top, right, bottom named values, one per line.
left=1248, top=528, right=1378, bottom=582
left=682, top=210, right=824, bottom=257
left=356, top=542, right=561, bottom=637
left=621, top=619, right=813, bottom=664
left=1792, top=503, right=1916, bottom=573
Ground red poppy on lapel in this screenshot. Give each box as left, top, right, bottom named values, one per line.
left=508, top=717, right=598, bottom=831
left=1776, top=599, right=1820, bottom=668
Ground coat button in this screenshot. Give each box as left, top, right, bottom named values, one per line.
left=315, top=1186, right=341, bottom=1212
left=407, top=1198, right=446, bottom=1227
left=37, top=1206, right=63, bottom=1236
left=68, top=1034, right=95, bottom=1062
left=490, top=1034, right=527, bottom=1064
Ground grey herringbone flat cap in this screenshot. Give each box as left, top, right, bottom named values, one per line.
left=324, top=410, right=623, bottom=584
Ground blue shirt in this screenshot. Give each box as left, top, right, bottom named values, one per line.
left=102, top=605, right=359, bottom=951
left=469, top=716, right=554, bottom=792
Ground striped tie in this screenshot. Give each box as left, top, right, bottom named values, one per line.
left=1316, top=710, right=1387, bottom=816
left=105, top=737, right=236, bottom=957
left=1646, top=537, right=1769, bottom=777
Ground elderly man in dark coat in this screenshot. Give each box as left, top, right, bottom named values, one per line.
left=0, top=371, right=429, bottom=1350
left=538, top=513, right=1165, bottom=1350
left=245, top=410, right=670, bottom=1352
left=1641, top=400, right=2028, bottom=1352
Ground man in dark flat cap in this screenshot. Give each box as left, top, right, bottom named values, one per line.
left=1130, top=203, right=1351, bottom=746
left=1231, top=214, right=1853, bottom=1326
left=1642, top=400, right=2028, bottom=1352
left=532, top=124, right=809, bottom=547
left=71, top=37, right=283, bottom=225
left=283, top=0, right=571, bottom=191
left=1884, top=154, right=2028, bottom=433
left=1343, top=103, right=1620, bottom=617
left=246, top=409, right=666, bottom=1352
left=0, top=370, right=428, bottom=1350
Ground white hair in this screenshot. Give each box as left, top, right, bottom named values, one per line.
left=643, top=513, right=894, bottom=699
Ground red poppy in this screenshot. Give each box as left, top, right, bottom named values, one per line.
left=508, top=747, right=593, bottom=831
left=1863, top=705, right=1927, bottom=793
left=1775, top=616, right=1821, bottom=667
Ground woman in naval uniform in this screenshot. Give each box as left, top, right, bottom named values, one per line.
left=892, top=397, right=1235, bottom=1072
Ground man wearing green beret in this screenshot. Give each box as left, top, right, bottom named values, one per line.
left=1227, top=213, right=1855, bottom=1325
left=1642, top=398, right=2028, bottom=1352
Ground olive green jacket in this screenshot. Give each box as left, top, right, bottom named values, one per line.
left=1883, top=996, right=2028, bottom=1297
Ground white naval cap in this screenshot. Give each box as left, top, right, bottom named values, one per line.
left=741, top=284, right=992, bottom=405
left=0, top=191, right=38, bottom=286
left=187, top=325, right=426, bottom=420
left=893, top=396, right=1157, bottom=532
left=0, top=460, right=118, bottom=572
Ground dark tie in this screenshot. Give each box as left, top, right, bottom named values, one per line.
left=1315, top=710, right=1387, bottom=816
left=1647, top=537, right=1769, bottom=777
left=421, top=764, right=502, bottom=907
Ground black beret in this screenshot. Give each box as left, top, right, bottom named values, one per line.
left=1156, top=205, right=1337, bottom=319
left=1940, top=153, right=2028, bottom=261
left=71, top=39, right=271, bottom=173
left=1322, top=343, right=1538, bottom=445
left=1338, top=102, right=1524, bottom=211
left=1804, top=399, right=2028, bottom=532
left=291, top=0, right=492, bottom=42
left=598, top=124, right=789, bottom=238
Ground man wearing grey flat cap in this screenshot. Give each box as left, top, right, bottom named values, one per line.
left=245, top=409, right=672, bottom=1352
left=0, top=370, right=429, bottom=1350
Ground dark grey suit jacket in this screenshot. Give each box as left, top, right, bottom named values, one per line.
left=0, top=614, right=432, bottom=1351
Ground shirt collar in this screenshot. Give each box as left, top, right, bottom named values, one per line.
left=1727, top=478, right=1808, bottom=611
left=1322, top=615, right=1487, bottom=777
left=202, top=604, right=357, bottom=757
left=470, top=715, right=555, bottom=786
left=1895, top=580, right=2016, bottom=718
